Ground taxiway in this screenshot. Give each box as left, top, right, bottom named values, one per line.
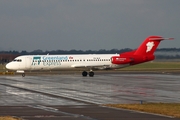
left=0, top=72, right=180, bottom=120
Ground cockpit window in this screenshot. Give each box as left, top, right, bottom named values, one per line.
left=13, top=59, right=22, bottom=62
left=17, top=59, right=22, bottom=62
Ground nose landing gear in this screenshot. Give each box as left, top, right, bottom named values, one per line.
left=22, top=73, right=25, bottom=77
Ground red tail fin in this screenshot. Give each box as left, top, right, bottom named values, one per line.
left=134, top=36, right=174, bottom=56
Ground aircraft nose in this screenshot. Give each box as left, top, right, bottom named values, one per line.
left=6, top=63, right=12, bottom=70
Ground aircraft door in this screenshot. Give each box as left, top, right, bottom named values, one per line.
left=25, top=57, right=32, bottom=70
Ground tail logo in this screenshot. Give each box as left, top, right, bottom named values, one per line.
left=146, top=42, right=154, bottom=53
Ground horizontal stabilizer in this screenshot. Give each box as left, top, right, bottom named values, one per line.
left=149, top=37, right=174, bottom=41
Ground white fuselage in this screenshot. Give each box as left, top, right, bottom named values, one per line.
left=6, top=54, right=130, bottom=71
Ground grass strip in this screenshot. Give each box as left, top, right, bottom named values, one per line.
left=0, top=116, right=21, bottom=120
left=121, top=62, right=180, bottom=70
left=105, top=103, right=180, bottom=118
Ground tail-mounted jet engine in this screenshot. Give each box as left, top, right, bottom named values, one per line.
left=111, top=56, right=133, bottom=64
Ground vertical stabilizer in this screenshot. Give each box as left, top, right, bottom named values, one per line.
left=134, top=36, right=173, bottom=56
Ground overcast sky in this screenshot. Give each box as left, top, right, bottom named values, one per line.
left=0, top=0, right=180, bottom=52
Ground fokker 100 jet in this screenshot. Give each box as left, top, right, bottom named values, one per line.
left=6, top=36, right=173, bottom=77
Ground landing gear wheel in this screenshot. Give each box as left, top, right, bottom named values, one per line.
left=82, top=71, right=88, bottom=77
left=22, top=73, right=25, bottom=77
left=89, top=72, right=94, bottom=77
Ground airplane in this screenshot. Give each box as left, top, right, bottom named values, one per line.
left=6, top=36, right=173, bottom=77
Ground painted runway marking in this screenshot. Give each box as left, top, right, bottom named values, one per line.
left=28, top=105, right=98, bottom=120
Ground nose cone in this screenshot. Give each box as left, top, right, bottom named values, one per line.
left=6, top=63, right=10, bottom=70
left=6, top=63, right=14, bottom=70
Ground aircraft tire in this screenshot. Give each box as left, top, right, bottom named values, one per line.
left=82, top=71, right=88, bottom=77
left=89, top=72, right=94, bottom=77
left=22, top=73, right=25, bottom=77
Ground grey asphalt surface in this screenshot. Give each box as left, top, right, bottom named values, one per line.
left=0, top=72, right=180, bottom=120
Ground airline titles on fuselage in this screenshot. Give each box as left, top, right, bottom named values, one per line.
left=32, top=56, right=68, bottom=66
left=31, top=56, right=110, bottom=67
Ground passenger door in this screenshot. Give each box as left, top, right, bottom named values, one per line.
left=25, top=57, right=32, bottom=70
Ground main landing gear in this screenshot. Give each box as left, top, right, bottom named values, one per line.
left=82, top=71, right=94, bottom=77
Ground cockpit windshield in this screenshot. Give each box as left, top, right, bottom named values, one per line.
left=13, top=59, right=22, bottom=62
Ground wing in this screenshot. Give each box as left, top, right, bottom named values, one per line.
left=71, top=64, right=111, bottom=69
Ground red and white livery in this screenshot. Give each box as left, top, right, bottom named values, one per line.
left=6, top=36, right=173, bottom=77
